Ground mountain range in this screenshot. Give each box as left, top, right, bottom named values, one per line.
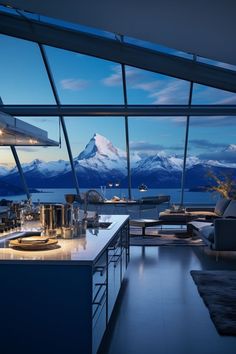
left=0, top=133, right=236, bottom=194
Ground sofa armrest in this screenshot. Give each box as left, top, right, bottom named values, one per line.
left=213, top=218, right=236, bottom=251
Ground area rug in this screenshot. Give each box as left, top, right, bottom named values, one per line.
left=130, top=227, right=204, bottom=246
left=191, top=270, right=236, bottom=335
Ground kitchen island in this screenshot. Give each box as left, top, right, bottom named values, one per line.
left=0, top=215, right=129, bottom=354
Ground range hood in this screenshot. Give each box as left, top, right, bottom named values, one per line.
left=0, top=111, right=58, bottom=146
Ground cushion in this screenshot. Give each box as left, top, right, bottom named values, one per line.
left=223, top=200, right=236, bottom=218
left=200, top=225, right=215, bottom=242
left=214, top=198, right=231, bottom=216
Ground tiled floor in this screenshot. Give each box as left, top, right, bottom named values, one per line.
left=99, top=245, right=236, bottom=354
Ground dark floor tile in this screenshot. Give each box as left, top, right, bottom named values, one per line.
left=100, top=246, right=236, bottom=354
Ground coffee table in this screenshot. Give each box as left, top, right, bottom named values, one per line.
left=129, top=219, right=162, bottom=236
left=159, top=210, right=194, bottom=225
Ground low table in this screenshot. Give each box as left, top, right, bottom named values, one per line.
left=159, top=210, right=194, bottom=225
left=129, top=219, right=161, bottom=236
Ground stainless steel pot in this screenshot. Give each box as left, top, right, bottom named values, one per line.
left=40, top=204, right=65, bottom=232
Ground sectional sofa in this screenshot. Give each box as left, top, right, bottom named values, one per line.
left=188, top=198, right=236, bottom=251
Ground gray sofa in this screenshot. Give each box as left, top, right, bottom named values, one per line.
left=189, top=199, right=236, bottom=251
left=186, top=197, right=231, bottom=219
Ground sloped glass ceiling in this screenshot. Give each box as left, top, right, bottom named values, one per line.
left=0, top=35, right=55, bottom=104
left=44, top=46, right=124, bottom=104
left=0, top=29, right=236, bottom=203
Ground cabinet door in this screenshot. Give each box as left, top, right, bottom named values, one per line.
left=92, top=295, right=106, bottom=354
left=92, top=251, right=107, bottom=354
left=107, top=233, right=122, bottom=320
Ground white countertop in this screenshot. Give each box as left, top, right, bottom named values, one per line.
left=0, top=215, right=129, bottom=265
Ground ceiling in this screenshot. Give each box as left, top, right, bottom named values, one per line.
left=1, top=0, right=236, bottom=66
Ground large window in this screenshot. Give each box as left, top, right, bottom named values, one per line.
left=186, top=116, right=236, bottom=204
left=128, top=117, right=186, bottom=202
left=65, top=117, right=128, bottom=199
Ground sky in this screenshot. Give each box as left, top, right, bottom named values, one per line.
left=0, top=33, right=236, bottom=168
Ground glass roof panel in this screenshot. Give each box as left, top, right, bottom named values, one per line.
left=0, top=34, right=55, bottom=104
left=192, top=83, right=236, bottom=104
left=126, top=66, right=190, bottom=104
left=44, top=46, right=124, bottom=104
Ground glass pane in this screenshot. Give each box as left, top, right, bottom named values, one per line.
left=186, top=116, right=236, bottom=205
left=192, top=83, right=236, bottom=104
left=0, top=35, right=55, bottom=104
left=65, top=117, right=128, bottom=199
left=45, top=46, right=124, bottom=104
left=8, top=117, right=70, bottom=203
left=126, top=66, right=190, bottom=104
left=129, top=117, right=186, bottom=204
left=0, top=146, right=24, bottom=200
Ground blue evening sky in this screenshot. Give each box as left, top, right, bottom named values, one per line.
left=0, top=33, right=236, bottom=167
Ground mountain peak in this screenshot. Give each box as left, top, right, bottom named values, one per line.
left=78, top=133, right=124, bottom=160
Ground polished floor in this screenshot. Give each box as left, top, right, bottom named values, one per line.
left=99, top=245, right=236, bottom=354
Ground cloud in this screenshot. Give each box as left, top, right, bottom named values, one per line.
left=189, top=139, right=227, bottom=149
left=102, top=65, right=189, bottom=103
left=130, top=141, right=183, bottom=153
left=60, top=78, right=90, bottom=91
left=199, top=150, right=236, bottom=163
left=192, top=84, right=236, bottom=104
left=130, top=141, right=164, bottom=151
left=150, top=81, right=189, bottom=104
left=189, top=116, right=236, bottom=127
left=101, top=65, right=122, bottom=87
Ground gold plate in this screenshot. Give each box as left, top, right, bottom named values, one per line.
left=9, top=238, right=58, bottom=250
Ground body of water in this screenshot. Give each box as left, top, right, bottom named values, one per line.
left=1, top=188, right=219, bottom=205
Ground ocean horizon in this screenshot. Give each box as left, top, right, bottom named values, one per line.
left=0, top=187, right=218, bottom=205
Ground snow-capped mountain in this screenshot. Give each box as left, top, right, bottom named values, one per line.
left=8, top=158, right=71, bottom=177
left=77, top=133, right=127, bottom=173
left=0, top=166, right=9, bottom=176
left=0, top=134, right=236, bottom=191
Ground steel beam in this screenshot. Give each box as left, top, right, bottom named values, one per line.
left=2, top=104, right=236, bottom=117
left=1, top=11, right=236, bottom=92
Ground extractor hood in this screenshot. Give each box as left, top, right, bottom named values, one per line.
left=0, top=111, right=59, bottom=146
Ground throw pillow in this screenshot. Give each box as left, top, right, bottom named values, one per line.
left=214, top=198, right=231, bottom=216
left=222, top=200, right=236, bottom=218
